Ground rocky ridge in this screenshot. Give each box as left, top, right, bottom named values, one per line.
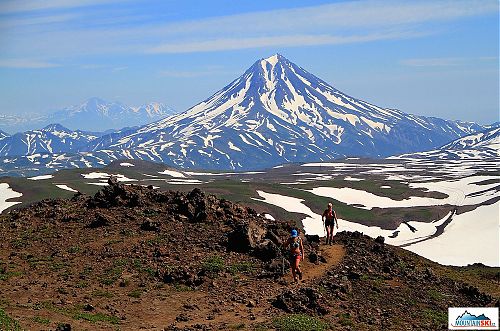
left=0, top=180, right=498, bottom=330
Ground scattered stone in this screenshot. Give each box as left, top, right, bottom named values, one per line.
left=55, top=324, right=71, bottom=331
left=83, top=303, right=95, bottom=311
left=140, top=219, right=161, bottom=232
left=273, top=287, right=329, bottom=315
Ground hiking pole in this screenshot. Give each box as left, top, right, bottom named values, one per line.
left=282, top=255, right=285, bottom=276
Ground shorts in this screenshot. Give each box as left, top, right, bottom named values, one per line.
left=289, top=253, right=301, bottom=264
left=325, top=220, right=335, bottom=227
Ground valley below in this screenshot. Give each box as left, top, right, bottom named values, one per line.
left=1, top=154, right=498, bottom=267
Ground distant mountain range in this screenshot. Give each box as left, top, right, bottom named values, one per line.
left=0, top=124, right=99, bottom=157
left=0, top=98, right=176, bottom=133
left=0, top=54, right=497, bottom=176
left=393, top=127, right=499, bottom=160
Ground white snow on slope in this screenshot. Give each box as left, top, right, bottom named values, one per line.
left=0, top=183, right=22, bottom=213
left=81, top=172, right=137, bottom=182
left=82, top=172, right=110, bottom=179
left=344, top=176, right=364, bottom=182
left=55, top=184, right=78, bottom=192
left=158, top=170, right=186, bottom=178
left=252, top=190, right=499, bottom=266
left=120, top=162, right=135, bottom=167
left=406, top=202, right=499, bottom=266
left=307, top=175, right=497, bottom=209
left=28, top=174, right=54, bottom=180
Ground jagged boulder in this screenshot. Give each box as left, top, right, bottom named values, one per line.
left=254, top=239, right=280, bottom=261
left=87, top=213, right=111, bottom=228
left=160, top=266, right=203, bottom=286
left=227, top=219, right=267, bottom=253
left=459, top=285, right=492, bottom=306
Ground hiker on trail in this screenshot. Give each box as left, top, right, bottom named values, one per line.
left=322, top=202, right=338, bottom=245
left=284, top=229, right=304, bottom=283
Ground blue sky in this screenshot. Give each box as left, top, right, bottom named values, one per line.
left=0, top=0, right=498, bottom=124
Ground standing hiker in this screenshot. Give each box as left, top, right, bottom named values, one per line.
left=322, top=202, right=338, bottom=245
left=284, top=229, right=304, bottom=283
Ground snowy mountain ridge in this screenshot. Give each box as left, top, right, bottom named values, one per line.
left=0, top=124, right=99, bottom=157
left=392, top=126, right=499, bottom=160
left=0, top=98, right=177, bottom=134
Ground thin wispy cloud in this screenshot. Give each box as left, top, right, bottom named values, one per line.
left=145, top=0, right=498, bottom=37
left=0, top=0, right=497, bottom=61
left=148, top=31, right=430, bottom=54
left=401, top=58, right=465, bottom=67
left=159, top=67, right=237, bottom=78
left=0, top=0, right=122, bottom=13
left=0, top=59, right=59, bottom=69
left=0, top=13, right=76, bottom=29
left=401, top=56, right=499, bottom=67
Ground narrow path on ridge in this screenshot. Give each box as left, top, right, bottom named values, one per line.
left=297, top=243, right=345, bottom=282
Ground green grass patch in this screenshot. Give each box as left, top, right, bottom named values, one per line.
left=132, top=259, right=156, bottom=277
left=202, top=255, right=225, bottom=274
left=100, top=266, right=123, bottom=286
left=338, top=312, right=353, bottom=326
left=128, top=289, right=142, bottom=298
left=428, top=289, right=444, bottom=301
left=75, top=281, right=89, bottom=289
left=32, top=315, right=50, bottom=325
left=228, top=261, right=254, bottom=274
left=273, top=314, right=327, bottom=331
left=0, top=308, right=22, bottom=331
left=68, top=246, right=81, bottom=254
left=10, top=238, right=29, bottom=249
left=33, top=301, right=119, bottom=325
left=74, top=312, right=120, bottom=325
left=423, top=308, right=447, bottom=325
left=49, top=260, right=68, bottom=272
left=0, top=271, right=22, bottom=281
left=173, top=283, right=193, bottom=292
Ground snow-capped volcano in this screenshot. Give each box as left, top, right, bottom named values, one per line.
left=98, top=54, right=483, bottom=169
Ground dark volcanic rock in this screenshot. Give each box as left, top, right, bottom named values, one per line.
left=140, top=219, right=161, bottom=232
left=55, top=324, right=72, bottom=331
left=227, top=220, right=267, bottom=253
left=88, top=213, right=111, bottom=228
left=305, top=234, right=320, bottom=243
left=254, top=239, right=280, bottom=261
left=273, top=287, right=329, bottom=315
